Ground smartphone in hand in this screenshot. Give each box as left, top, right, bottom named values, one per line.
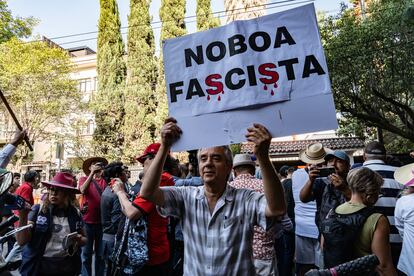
left=318, top=167, right=335, bottom=177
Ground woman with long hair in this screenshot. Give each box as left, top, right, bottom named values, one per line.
left=16, top=171, right=87, bottom=276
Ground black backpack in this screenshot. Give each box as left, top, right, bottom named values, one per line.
left=321, top=206, right=375, bottom=268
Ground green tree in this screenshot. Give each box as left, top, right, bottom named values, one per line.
left=197, top=0, right=220, bottom=31
left=94, top=0, right=126, bottom=160
left=0, top=0, right=37, bottom=43
left=320, top=0, right=414, bottom=152
left=0, top=38, right=80, bottom=169
left=154, top=0, right=187, bottom=133
left=122, top=0, right=158, bottom=162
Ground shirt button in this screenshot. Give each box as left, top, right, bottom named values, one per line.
left=207, top=266, right=211, bottom=270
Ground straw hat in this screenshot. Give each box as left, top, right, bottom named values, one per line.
left=82, top=157, right=108, bottom=175
left=394, top=163, right=414, bottom=186
left=233, top=154, right=255, bottom=168
left=299, top=142, right=329, bottom=164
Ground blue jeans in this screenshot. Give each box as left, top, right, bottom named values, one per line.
left=102, top=238, right=115, bottom=276
left=81, top=223, right=104, bottom=276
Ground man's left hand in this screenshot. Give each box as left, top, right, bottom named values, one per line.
left=245, top=123, right=271, bottom=159
left=329, top=173, right=347, bottom=189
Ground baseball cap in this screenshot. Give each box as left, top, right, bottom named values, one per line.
left=364, top=141, right=386, bottom=155
left=324, top=150, right=350, bottom=163
left=136, top=143, right=161, bottom=164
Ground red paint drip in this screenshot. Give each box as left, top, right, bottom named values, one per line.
left=207, top=95, right=210, bottom=101
left=274, top=82, right=278, bottom=88
left=264, top=84, right=267, bottom=90
left=271, top=90, right=274, bottom=96
left=218, top=95, right=221, bottom=101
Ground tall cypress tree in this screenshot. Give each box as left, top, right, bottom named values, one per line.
left=197, top=0, right=220, bottom=31
left=154, top=0, right=187, bottom=132
left=122, top=0, right=158, bottom=162
left=94, top=0, right=126, bottom=159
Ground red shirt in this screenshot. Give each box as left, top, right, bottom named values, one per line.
left=15, top=182, right=34, bottom=205
left=79, top=176, right=107, bottom=224
left=132, top=172, right=174, bottom=265
left=14, top=182, right=34, bottom=225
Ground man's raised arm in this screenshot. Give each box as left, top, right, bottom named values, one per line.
left=140, top=117, right=182, bottom=206
left=246, top=124, right=286, bottom=217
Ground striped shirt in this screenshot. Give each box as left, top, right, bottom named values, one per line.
left=158, top=184, right=271, bottom=276
left=363, top=160, right=404, bottom=244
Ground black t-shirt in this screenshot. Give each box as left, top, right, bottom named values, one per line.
left=282, top=178, right=295, bottom=226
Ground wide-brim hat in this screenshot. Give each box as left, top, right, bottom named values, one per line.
left=82, top=157, right=108, bottom=175
left=299, top=143, right=330, bottom=165
left=233, top=154, right=255, bottom=168
left=394, top=163, right=414, bottom=186
left=41, top=172, right=80, bottom=193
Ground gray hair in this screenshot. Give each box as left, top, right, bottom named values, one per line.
left=346, top=167, right=383, bottom=195
left=197, top=146, right=233, bottom=167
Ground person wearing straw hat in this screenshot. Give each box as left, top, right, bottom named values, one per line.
left=291, top=142, right=332, bottom=275
left=394, top=163, right=414, bottom=276
left=78, top=156, right=108, bottom=276
left=16, top=172, right=87, bottom=276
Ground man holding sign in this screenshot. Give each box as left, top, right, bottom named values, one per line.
left=138, top=118, right=286, bottom=275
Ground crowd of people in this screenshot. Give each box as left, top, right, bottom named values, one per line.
left=0, top=120, right=413, bottom=276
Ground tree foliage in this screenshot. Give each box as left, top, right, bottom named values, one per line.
left=154, top=0, right=187, bottom=132
left=320, top=0, right=414, bottom=151
left=0, top=38, right=80, bottom=168
left=122, top=0, right=158, bottom=162
left=0, top=0, right=37, bottom=43
left=196, top=0, right=220, bottom=31
left=94, top=0, right=126, bottom=160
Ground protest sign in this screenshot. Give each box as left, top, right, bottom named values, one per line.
left=162, top=3, right=338, bottom=151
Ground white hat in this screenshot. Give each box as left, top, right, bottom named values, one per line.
left=233, top=154, right=255, bottom=168
left=299, top=142, right=329, bottom=164
left=394, top=163, right=414, bottom=186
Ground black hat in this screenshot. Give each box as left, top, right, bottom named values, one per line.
left=364, top=141, right=386, bottom=155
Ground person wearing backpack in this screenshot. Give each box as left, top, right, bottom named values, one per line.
left=78, top=157, right=108, bottom=276
left=111, top=143, right=175, bottom=276
left=321, top=167, right=397, bottom=275
left=16, top=172, right=87, bottom=276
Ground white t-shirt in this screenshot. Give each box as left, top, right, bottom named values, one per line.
left=43, top=216, right=71, bottom=257
left=395, top=193, right=414, bottom=275
left=292, top=168, right=319, bottom=239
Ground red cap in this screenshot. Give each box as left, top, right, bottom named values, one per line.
left=136, top=143, right=161, bottom=164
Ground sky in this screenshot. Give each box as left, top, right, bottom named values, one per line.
left=7, top=0, right=350, bottom=53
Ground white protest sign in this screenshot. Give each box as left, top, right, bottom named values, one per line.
left=164, top=3, right=331, bottom=118
left=162, top=4, right=338, bottom=151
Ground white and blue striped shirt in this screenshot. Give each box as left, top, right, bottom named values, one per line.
left=363, top=159, right=403, bottom=244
